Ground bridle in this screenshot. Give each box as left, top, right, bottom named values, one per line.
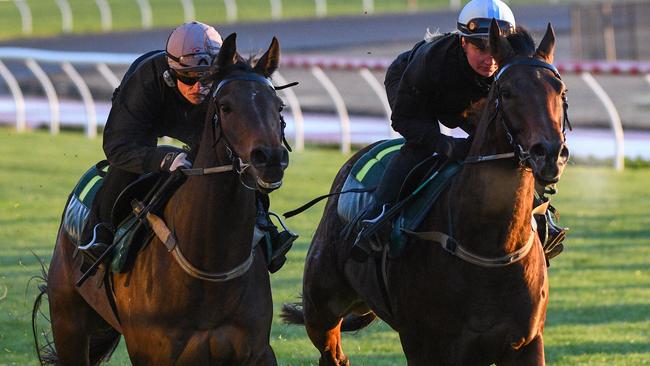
left=464, top=57, right=572, bottom=167
left=182, top=70, right=292, bottom=192
left=165, top=69, right=292, bottom=282
left=412, top=57, right=572, bottom=268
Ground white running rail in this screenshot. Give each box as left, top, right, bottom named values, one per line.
left=1, top=48, right=649, bottom=169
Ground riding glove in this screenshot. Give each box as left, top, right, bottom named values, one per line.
left=439, top=135, right=471, bottom=162
left=160, top=151, right=192, bottom=172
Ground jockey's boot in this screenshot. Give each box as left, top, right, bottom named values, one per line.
left=77, top=223, right=114, bottom=272
left=350, top=204, right=392, bottom=262
left=256, top=199, right=298, bottom=273
left=533, top=195, right=568, bottom=264
left=350, top=149, right=421, bottom=263
left=543, top=205, right=568, bottom=260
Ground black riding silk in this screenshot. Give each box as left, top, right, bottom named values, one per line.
left=104, top=52, right=208, bottom=174
left=387, top=33, right=492, bottom=150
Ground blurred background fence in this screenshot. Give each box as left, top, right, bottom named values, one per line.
left=0, top=47, right=648, bottom=169
left=571, top=0, right=650, bottom=61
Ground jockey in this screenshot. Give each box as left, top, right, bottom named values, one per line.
left=351, top=0, right=566, bottom=262
left=78, top=21, right=297, bottom=271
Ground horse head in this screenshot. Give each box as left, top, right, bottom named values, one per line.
left=482, top=20, right=570, bottom=185
left=207, top=33, right=289, bottom=193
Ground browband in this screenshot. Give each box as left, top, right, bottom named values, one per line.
left=213, top=74, right=274, bottom=97
left=495, top=58, right=561, bottom=81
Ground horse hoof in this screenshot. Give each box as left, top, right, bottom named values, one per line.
left=318, top=356, right=350, bottom=366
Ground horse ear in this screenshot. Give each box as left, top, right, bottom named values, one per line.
left=535, top=23, right=556, bottom=64
left=216, top=33, right=238, bottom=69
left=254, top=37, right=280, bottom=78
left=488, top=18, right=514, bottom=66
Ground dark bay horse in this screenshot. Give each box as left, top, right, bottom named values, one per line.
left=35, top=33, right=288, bottom=365
left=283, top=22, right=569, bottom=365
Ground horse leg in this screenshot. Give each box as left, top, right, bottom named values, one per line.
left=305, top=318, right=348, bottom=366
left=497, top=335, right=545, bottom=366
left=48, top=235, right=120, bottom=366
left=303, top=241, right=364, bottom=366
left=169, top=327, right=278, bottom=366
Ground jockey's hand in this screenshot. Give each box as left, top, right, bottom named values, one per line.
left=160, top=151, right=192, bottom=172
left=441, top=136, right=471, bottom=162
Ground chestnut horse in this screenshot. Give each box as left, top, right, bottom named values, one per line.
left=283, top=22, right=569, bottom=365
left=35, top=34, right=288, bottom=365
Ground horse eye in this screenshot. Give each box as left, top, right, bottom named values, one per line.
left=279, top=103, right=285, bottom=112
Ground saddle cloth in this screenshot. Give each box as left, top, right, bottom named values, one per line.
left=337, top=138, right=462, bottom=257
left=62, top=161, right=156, bottom=272
left=62, top=161, right=109, bottom=246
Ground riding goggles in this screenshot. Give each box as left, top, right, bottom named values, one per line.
left=171, top=70, right=213, bottom=86
left=458, top=18, right=515, bottom=38
left=166, top=51, right=215, bottom=68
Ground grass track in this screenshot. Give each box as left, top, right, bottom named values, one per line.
left=0, top=128, right=649, bottom=365
left=0, top=0, right=564, bottom=40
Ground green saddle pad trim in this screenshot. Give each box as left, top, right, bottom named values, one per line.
left=62, top=161, right=109, bottom=245
left=351, top=138, right=404, bottom=186
left=389, top=162, right=462, bottom=257
left=73, top=162, right=109, bottom=208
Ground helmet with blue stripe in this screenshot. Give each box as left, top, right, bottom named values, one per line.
left=457, top=0, right=516, bottom=38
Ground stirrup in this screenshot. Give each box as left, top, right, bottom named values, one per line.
left=78, top=224, right=112, bottom=258
left=266, top=212, right=298, bottom=273
left=544, top=224, right=567, bottom=260
left=350, top=205, right=390, bottom=262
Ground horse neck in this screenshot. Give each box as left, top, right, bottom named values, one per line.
left=450, top=99, right=536, bottom=255
left=165, top=121, right=256, bottom=269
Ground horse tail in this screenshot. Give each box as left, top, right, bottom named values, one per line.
left=31, top=254, right=58, bottom=366
left=280, top=302, right=377, bottom=332
left=280, top=302, right=305, bottom=325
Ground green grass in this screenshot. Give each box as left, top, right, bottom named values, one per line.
left=0, top=0, right=568, bottom=40
left=0, top=128, right=649, bottom=365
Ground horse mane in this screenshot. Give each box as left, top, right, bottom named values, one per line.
left=507, top=26, right=536, bottom=57
left=212, top=59, right=254, bottom=80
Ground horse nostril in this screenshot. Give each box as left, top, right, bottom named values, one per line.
left=251, top=148, right=268, bottom=167
left=529, top=143, right=547, bottom=160
left=251, top=147, right=289, bottom=170
left=281, top=148, right=289, bottom=169
left=560, top=145, right=570, bottom=162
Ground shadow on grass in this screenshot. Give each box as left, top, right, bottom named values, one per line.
left=283, top=353, right=406, bottom=366
left=546, top=340, right=650, bottom=360
left=547, top=303, right=650, bottom=325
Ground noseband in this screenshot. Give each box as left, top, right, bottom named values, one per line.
left=465, top=58, right=572, bottom=167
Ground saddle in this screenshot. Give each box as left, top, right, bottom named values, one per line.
left=63, top=161, right=161, bottom=273
left=337, top=139, right=462, bottom=257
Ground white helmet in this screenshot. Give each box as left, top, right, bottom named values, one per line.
left=457, top=0, right=516, bottom=38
